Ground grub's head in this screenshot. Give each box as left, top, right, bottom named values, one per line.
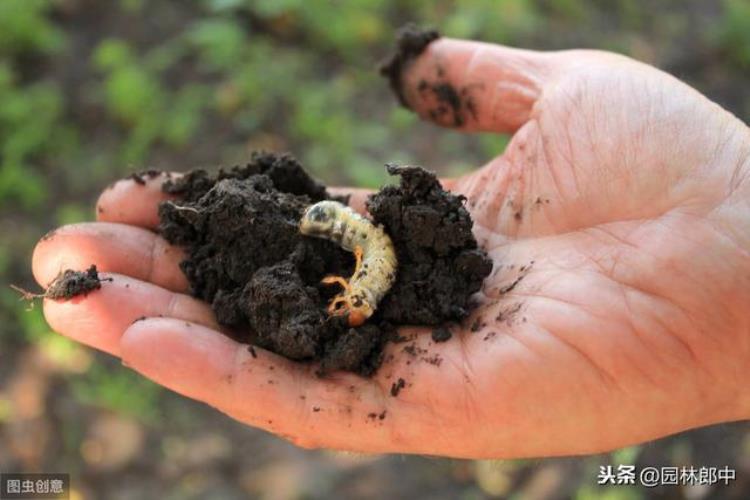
left=328, top=291, right=374, bottom=327
left=342, top=302, right=374, bottom=327
left=299, top=200, right=342, bottom=238
left=346, top=309, right=368, bottom=327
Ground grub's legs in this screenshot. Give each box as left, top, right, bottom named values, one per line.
left=321, top=245, right=364, bottom=316
left=320, top=244, right=363, bottom=291
left=321, top=275, right=350, bottom=291
left=327, top=296, right=348, bottom=315
left=321, top=276, right=350, bottom=316
left=352, top=245, right=363, bottom=276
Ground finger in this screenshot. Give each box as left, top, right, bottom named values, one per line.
left=121, top=317, right=403, bottom=452
left=97, top=174, right=451, bottom=224
left=96, top=171, right=178, bottom=229
left=121, top=316, right=495, bottom=455
left=43, top=273, right=219, bottom=356
left=33, top=222, right=188, bottom=292
left=329, top=177, right=459, bottom=216
left=100, top=175, right=370, bottom=226
left=398, top=38, right=563, bottom=133
left=328, top=187, right=372, bottom=214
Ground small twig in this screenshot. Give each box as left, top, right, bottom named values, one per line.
left=164, top=201, right=200, bottom=214
left=10, top=265, right=112, bottom=310
left=9, top=284, right=45, bottom=311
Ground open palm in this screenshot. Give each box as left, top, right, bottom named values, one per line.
left=33, top=38, right=750, bottom=458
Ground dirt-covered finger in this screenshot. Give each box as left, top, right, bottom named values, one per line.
left=327, top=187, right=372, bottom=214
left=386, top=35, right=560, bottom=133
left=328, top=177, right=458, bottom=216
left=96, top=171, right=181, bottom=229
left=32, top=222, right=188, bottom=292
left=42, top=273, right=220, bottom=356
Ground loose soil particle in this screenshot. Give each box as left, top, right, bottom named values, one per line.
left=431, top=326, right=453, bottom=343
left=128, top=169, right=163, bottom=185
left=390, top=378, right=406, bottom=397
left=157, top=152, right=491, bottom=375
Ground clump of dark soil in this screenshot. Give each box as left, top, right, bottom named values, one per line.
left=157, top=152, right=491, bottom=375
left=45, top=265, right=109, bottom=299
left=379, top=23, right=440, bottom=108
left=367, top=164, right=492, bottom=324
left=13, top=265, right=109, bottom=301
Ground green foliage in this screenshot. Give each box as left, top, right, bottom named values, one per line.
left=718, top=0, right=750, bottom=67
left=440, top=0, right=540, bottom=42
left=218, top=0, right=388, bottom=59
left=0, top=243, right=9, bottom=277
left=0, top=63, right=69, bottom=210
left=543, top=0, right=589, bottom=23
left=93, top=40, right=165, bottom=124
left=187, top=19, right=248, bottom=71
left=55, top=202, right=91, bottom=225
left=0, top=0, right=65, bottom=55
left=92, top=38, right=209, bottom=164
left=16, top=305, right=49, bottom=340
left=611, top=445, right=642, bottom=466
left=0, top=287, right=31, bottom=343
left=119, top=0, right=146, bottom=13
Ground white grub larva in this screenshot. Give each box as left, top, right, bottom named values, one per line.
left=299, top=200, right=397, bottom=326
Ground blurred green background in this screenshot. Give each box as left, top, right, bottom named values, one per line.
left=1, top=0, right=749, bottom=498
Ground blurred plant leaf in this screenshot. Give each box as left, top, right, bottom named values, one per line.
left=0, top=0, right=66, bottom=55
left=187, top=19, right=247, bottom=71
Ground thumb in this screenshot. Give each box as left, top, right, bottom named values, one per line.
left=390, top=37, right=564, bottom=133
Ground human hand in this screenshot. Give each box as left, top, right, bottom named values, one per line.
left=32, top=38, right=750, bottom=458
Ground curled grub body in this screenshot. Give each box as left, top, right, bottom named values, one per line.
left=299, top=200, right=397, bottom=326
